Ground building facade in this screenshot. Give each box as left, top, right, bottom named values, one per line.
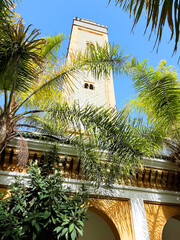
left=1, top=138, right=180, bottom=240
left=0, top=18, right=180, bottom=240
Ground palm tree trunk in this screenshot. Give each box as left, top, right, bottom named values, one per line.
left=0, top=119, right=7, bottom=153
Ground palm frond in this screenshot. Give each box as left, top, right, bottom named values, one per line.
left=109, top=0, right=180, bottom=54
left=129, top=60, right=180, bottom=132
left=0, top=20, right=45, bottom=93
left=42, top=33, right=66, bottom=63
left=67, top=42, right=128, bottom=79
left=0, top=0, right=15, bottom=22
left=22, top=102, right=161, bottom=186
left=126, top=59, right=180, bottom=160
left=14, top=43, right=127, bottom=113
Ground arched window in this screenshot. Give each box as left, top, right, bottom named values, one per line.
left=89, top=84, right=94, bottom=90
left=84, top=83, right=89, bottom=89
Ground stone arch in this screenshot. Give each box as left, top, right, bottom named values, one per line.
left=90, top=206, right=120, bottom=240
left=144, top=202, right=180, bottom=240
left=79, top=206, right=120, bottom=240
left=87, top=198, right=134, bottom=240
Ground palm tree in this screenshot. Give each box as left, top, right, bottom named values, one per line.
left=125, top=60, right=180, bottom=162
left=0, top=4, right=163, bottom=185
left=23, top=98, right=161, bottom=186
left=0, top=17, right=127, bottom=153
left=0, top=19, right=46, bottom=150
left=0, top=16, right=160, bottom=186
left=108, top=0, right=180, bottom=55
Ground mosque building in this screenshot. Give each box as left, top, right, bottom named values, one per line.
left=0, top=18, right=180, bottom=240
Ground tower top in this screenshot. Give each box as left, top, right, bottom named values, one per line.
left=73, top=17, right=108, bottom=34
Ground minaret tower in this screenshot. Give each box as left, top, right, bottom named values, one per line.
left=66, top=18, right=116, bottom=108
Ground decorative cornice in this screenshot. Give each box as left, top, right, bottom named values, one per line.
left=1, top=137, right=180, bottom=193
left=8, top=137, right=179, bottom=171
left=143, top=157, right=179, bottom=171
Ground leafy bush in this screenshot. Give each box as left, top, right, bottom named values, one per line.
left=0, top=150, right=88, bottom=240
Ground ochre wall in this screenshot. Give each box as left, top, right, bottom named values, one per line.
left=0, top=187, right=7, bottom=194
left=89, top=198, right=134, bottom=240
left=145, top=202, right=180, bottom=240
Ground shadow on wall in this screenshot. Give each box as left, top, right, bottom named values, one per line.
left=162, top=216, right=180, bottom=240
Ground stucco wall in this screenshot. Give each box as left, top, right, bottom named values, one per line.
left=144, top=202, right=180, bottom=240
left=0, top=187, right=7, bottom=194
left=89, top=198, right=134, bottom=240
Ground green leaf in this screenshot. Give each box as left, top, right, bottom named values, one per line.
left=35, top=223, right=41, bottom=233
left=61, top=227, right=68, bottom=236
left=54, top=226, right=63, bottom=233
left=75, top=225, right=83, bottom=236
left=71, top=229, right=77, bottom=240
left=65, top=231, right=69, bottom=240
left=32, top=220, right=36, bottom=227
left=52, top=216, right=56, bottom=224
left=43, top=211, right=51, bottom=219
left=62, top=221, right=69, bottom=226
left=33, top=232, right=36, bottom=240
left=77, top=228, right=83, bottom=236
left=40, top=194, right=49, bottom=200
left=69, top=223, right=75, bottom=233
left=77, top=220, right=84, bottom=227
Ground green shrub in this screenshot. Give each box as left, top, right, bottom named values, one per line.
left=0, top=150, right=88, bottom=240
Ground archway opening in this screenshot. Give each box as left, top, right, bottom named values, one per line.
left=162, top=215, right=180, bottom=240
left=78, top=207, right=120, bottom=240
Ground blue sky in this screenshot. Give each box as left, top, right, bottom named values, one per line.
left=16, top=0, right=180, bottom=110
